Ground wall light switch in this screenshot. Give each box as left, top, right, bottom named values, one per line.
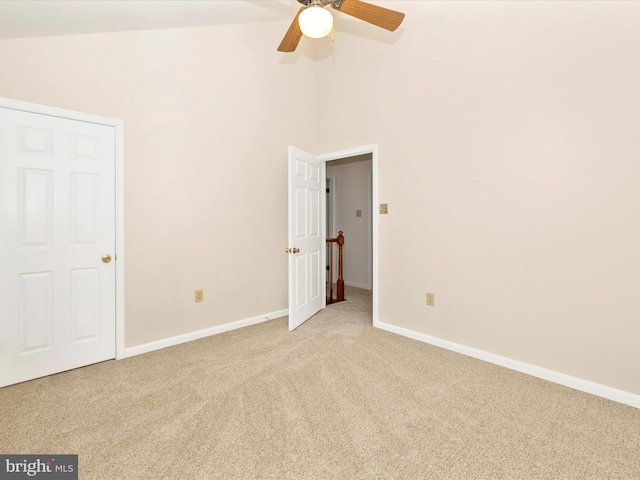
left=356, top=209, right=362, bottom=217
left=426, top=293, right=435, bottom=307
left=380, top=204, right=388, bottom=214
left=195, top=290, right=204, bottom=303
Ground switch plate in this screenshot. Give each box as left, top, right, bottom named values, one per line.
left=356, top=209, right=362, bottom=217
left=380, top=204, right=388, bottom=214
left=195, top=290, right=204, bottom=302
left=426, top=292, right=435, bottom=306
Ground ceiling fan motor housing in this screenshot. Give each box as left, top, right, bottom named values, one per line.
left=297, top=0, right=346, bottom=9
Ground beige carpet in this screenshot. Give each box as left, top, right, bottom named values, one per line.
left=2, top=286, right=639, bottom=479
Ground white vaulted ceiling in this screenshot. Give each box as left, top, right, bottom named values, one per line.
left=0, top=0, right=295, bottom=40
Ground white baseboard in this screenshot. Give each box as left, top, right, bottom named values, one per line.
left=344, top=280, right=371, bottom=290
left=120, top=309, right=288, bottom=359
left=375, top=320, right=640, bottom=409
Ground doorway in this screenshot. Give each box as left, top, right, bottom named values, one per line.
left=318, top=145, right=378, bottom=325
left=326, top=154, right=373, bottom=292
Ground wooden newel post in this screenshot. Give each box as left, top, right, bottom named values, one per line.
left=326, top=231, right=346, bottom=304
left=336, top=231, right=345, bottom=302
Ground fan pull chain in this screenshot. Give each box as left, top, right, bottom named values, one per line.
left=331, top=23, right=335, bottom=44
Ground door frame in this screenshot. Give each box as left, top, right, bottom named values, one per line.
left=0, top=96, right=126, bottom=359
left=325, top=175, right=337, bottom=240
left=325, top=175, right=336, bottom=290
left=317, top=144, right=379, bottom=325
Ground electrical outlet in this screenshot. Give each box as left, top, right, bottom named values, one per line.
left=380, top=204, right=388, bottom=214
left=195, top=290, right=204, bottom=303
left=356, top=209, right=362, bottom=217
left=426, top=292, right=435, bottom=307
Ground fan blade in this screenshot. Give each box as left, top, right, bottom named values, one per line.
left=278, top=7, right=305, bottom=52
left=332, top=0, right=404, bottom=31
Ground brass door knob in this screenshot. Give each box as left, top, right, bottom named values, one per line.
left=292, top=248, right=300, bottom=253
left=285, top=248, right=292, bottom=254
left=102, top=254, right=112, bottom=263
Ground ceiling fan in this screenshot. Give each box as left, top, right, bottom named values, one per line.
left=278, top=0, right=405, bottom=52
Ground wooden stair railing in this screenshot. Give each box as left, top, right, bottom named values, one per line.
left=326, top=231, right=345, bottom=304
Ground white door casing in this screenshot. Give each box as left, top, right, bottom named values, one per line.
left=0, top=104, right=121, bottom=387
left=287, top=146, right=325, bottom=331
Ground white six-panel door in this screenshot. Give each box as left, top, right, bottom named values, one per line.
left=288, top=146, right=324, bottom=331
left=0, top=107, right=116, bottom=387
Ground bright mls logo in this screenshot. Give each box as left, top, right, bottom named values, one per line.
left=0, top=455, right=77, bottom=479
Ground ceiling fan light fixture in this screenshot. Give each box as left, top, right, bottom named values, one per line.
left=298, top=5, right=333, bottom=39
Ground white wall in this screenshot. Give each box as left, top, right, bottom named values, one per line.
left=315, top=1, right=640, bottom=395
left=326, top=157, right=372, bottom=289
left=0, top=21, right=318, bottom=347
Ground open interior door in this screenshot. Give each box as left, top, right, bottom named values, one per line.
left=287, top=146, right=324, bottom=331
